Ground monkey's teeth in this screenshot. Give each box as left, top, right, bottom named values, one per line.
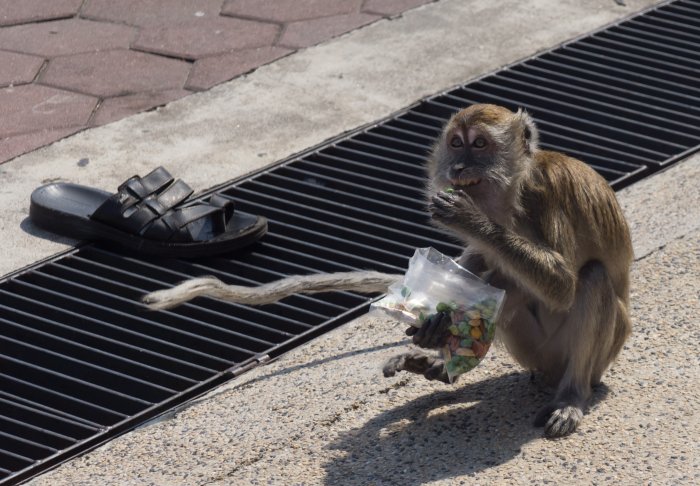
left=454, top=178, right=481, bottom=188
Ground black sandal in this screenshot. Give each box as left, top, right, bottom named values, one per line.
left=29, top=167, right=267, bottom=257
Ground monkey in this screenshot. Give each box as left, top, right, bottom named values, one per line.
left=143, top=104, right=633, bottom=438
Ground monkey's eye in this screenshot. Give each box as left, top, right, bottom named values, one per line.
left=472, top=137, right=487, bottom=149
left=449, top=136, right=464, bottom=149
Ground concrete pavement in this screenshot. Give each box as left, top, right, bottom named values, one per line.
left=1, top=0, right=698, bottom=484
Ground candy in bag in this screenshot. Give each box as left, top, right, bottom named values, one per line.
left=372, top=247, right=506, bottom=383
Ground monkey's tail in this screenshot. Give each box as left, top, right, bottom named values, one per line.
left=142, top=271, right=402, bottom=310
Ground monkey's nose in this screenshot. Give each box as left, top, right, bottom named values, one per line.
left=450, top=164, right=466, bottom=178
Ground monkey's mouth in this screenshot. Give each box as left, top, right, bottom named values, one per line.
left=450, top=178, right=482, bottom=189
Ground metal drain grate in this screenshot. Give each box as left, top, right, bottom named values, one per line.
left=2, top=0, right=700, bottom=483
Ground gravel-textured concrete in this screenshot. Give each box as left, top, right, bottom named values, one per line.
left=618, top=157, right=700, bottom=260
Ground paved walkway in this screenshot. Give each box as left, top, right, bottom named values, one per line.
left=0, top=0, right=435, bottom=163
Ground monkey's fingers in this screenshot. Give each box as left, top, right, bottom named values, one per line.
left=429, top=192, right=454, bottom=209
left=429, top=193, right=460, bottom=223
left=405, top=326, right=419, bottom=336
left=413, top=312, right=451, bottom=349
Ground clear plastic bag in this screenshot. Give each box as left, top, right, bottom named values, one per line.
left=372, top=247, right=506, bottom=383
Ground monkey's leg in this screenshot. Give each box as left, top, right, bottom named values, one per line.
left=591, top=297, right=630, bottom=386
left=382, top=350, right=450, bottom=383
left=535, top=261, right=617, bottom=438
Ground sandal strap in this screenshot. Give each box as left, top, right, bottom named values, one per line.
left=90, top=167, right=243, bottom=244
left=121, top=180, right=195, bottom=234
left=208, top=194, right=235, bottom=232
left=141, top=195, right=234, bottom=242
left=92, top=175, right=194, bottom=235
left=91, top=166, right=175, bottom=222
left=119, top=166, right=173, bottom=200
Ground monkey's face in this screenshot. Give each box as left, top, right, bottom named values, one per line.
left=426, top=104, right=536, bottom=211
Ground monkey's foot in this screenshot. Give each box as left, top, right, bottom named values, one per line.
left=534, top=403, right=583, bottom=438
left=382, top=351, right=450, bottom=384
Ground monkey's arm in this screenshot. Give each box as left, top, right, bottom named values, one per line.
left=456, top=250, right=489, bottom=277
left=431, top=191, right=576, bottom=311
left=143, top=271, right=402, bottom=309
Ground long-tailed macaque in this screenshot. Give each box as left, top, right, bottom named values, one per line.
left=144, top=104, right=633, bottom=438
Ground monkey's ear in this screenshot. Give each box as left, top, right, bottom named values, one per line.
left=513, top=108, right=539, bottom=155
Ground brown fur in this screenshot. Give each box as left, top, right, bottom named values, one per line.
left=421, top=104, right=633, bottom=436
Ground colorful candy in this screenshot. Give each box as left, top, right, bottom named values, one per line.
left=371, top=247, right=505, bottom=382
left=378, top=294, right=500, bottom=381
left=426, top=298, right=498, bottom=378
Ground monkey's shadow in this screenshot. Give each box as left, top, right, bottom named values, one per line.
left=323, top=372, right=609, bottom=485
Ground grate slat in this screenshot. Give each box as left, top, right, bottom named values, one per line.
left=232, top=190, right=429, bottom=252
left=419, top=96, right=672, bottom=159
left=0, top=375, right=126, bottom=425
left=653, top=8, right=700, bottom=25
left=0, top=432, right=57, bottom=458
left=0, top=400, right=93, bottom=443
left=254, top=173, right=428, bottom=219
left=563, top=44, right=700, bottom=89
left=323, top=143, right=427, bottom=174
left=599, top=29, right=700, bottom=60
left=301, top=154, right=427, bottom=186
left=0, top=290, right=227, bottom=374
left=0, top=357, right=152, bottom=413
left=0, top=317, right=195, bottom=391
left=463, top=83, right=693, bottom=147
left=42, top=261, right=296, bottom=342
left=3, top=1, right=700, bottom=483
left=0, top=334, right=175, bottom=402
left=626, top=17, right=700, bottom=43
left=0, top=414, right=79, bottom=448
left=493, top=71, right=700, bottom=132
left=5, top=279, right=255, bottom=362
left=79, top=247, right=331, bottom=325
left=511, top=62, right=700, bottom=122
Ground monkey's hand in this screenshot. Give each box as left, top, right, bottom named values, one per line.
left=429, top=189, right=487, bottom=231
left=405, top=311, right=452, bottom=349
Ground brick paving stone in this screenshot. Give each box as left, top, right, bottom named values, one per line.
left=0, top=126, right=82, bottom=163
left=133, top=17, right=279, bottom=60
left=0, top=85, right=96, bottom=138
left=0, top=19, right=135, bottom=58
left=362, top=0, right=436, bottom=16
left=0, top=0, right=82, bottom=27
left=41, top=50, right=191, bottom=98
left=278, top=12, right=380, bottom=48
left=90, top=89, right=191, bottom=127
left=0, top=51, right=44, bottom=88
left=222, top=0, right=362, bottom=23
left=81, top=0, right=225, bottom=28
left=186, top=46, right=292, bottom=91
left=0, top=0, right=432, bottom=162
